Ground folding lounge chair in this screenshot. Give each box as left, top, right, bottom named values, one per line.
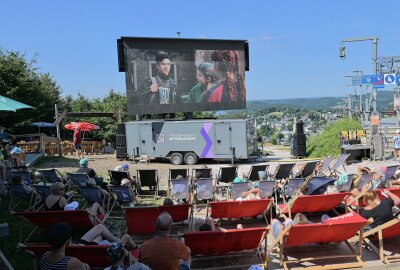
left=301, top=161, right=319, bottom=179
left=336, top=174, right=356, bottom=192
left=283, top=178, right=305, bottom=200
left=273, top=163, right=295, bottom=181
left=270, top=211, right=368, bottom=270
left=355, top=218, right=400, bottom=263
left=278, top=192, right=350, bottom=218
left=38, top=169, right=63, bottom=184
left=111, top=185, right=135, bottom=206
left=14, top=209, right=103, bottom=243
left=79, top=186, right=115, bottom=218
left=168, top=177, right=191, bottom=201
left=218, top=166, right=238, bottom=184
left=247, top=164, right=269, bottom=181
left=316, top=156, right=334, bottom=176
left=10, top=170, right=32, bottom=185
left=108, top=170, right=131, bottom=186
left=159, top=204, right=191, bottom=225
left=383, top=165, right=399, bottom=180
left=230, top=182, right=250, bottom=200
left=7, top=183, right=41, bottom=211
left=194, top=178, right=215, bottom=202
left=169, top=168, right=189, bottom=179
left=67, top=172, right=88, bottom=188
left=184, top=227, right=268, bottom=269
left=305, top=176, right=336, bottom=195
left=193, top=168, right=212, bottom=179
left=329, top=153, right=350, bottom=177
left=210, top=199, right=272, bottom=223
left=354, top=173, right=372, bottom=190
left=137, top=169, right=159, bottom=197
left=258, top=181, right=276, bottom=199
left=22, top=243, right=138, bottom=269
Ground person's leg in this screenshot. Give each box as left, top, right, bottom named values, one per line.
left=271, top=219, right=283, bottom=239
left=80, top=224, right=119, bottom=243
left=89, top=202, right=105, bottom=216
left=120, top=234, right=137, bottom=248
left=204, top=217, right=216, bottom=231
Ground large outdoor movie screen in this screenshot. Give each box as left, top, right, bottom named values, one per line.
left=118, top=37, right=248, bottom=115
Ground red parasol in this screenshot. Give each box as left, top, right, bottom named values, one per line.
left=64, top=122, right=100, bottom=132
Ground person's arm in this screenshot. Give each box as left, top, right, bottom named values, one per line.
left=59, top=196, right=68, bottom=208
left=383, top=190, right=400, bottom=206
left=177, top=241, right=190, bottom=261
left=67, top=257, right=90, bottom=270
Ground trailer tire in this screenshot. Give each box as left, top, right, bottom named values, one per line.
left=170, top=152, right=183, bottom=165
left=184, top=152, right=198, bottom=165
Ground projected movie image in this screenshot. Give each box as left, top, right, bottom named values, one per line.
left=121, top=39, right=247, bottom=115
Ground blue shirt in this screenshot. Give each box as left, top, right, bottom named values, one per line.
left=394, top=136, right=400, bottom=149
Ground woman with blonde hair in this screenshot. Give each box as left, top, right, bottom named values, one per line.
left=45, top=182, right=73, bottom=211
left=360, top=189, right=400, bottom=229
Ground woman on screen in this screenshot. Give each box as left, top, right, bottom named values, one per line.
left=203, top=50, right=246, bottom=103
left=188, top=62, right=218, bottom=103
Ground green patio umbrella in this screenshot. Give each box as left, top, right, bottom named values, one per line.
left=0, top=95, right=34, bottom=111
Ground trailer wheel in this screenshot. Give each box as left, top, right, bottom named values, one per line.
left=184, top=152, right=198, bottom=165
left=170, top=152, right=183, bottom=165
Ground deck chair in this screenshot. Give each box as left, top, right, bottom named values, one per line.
left=270, top=211, right=368, bottom=270
left=301, top=161, right=319, bottom=178
left=79, top=186, right=115, bottom=218
left=305, top=176, right=336, bottom=195
left=108, top=170, right=131, bottom=186
left=159, top=204, right=191, bottom=225
left=193, top=168, right=212, bottom=179
left=194, top=178, right=215, bottom=201
left=284, top=178, right=305, bottom=198
left=355, top=218, right=400, bottom=263
left=246, top=164, right=269, bottom=181
left=336, top=173, right=356, bottom=192
left=111, top=185, right=135, bottom=206
left=13, top=210, right=101, bottom=243
left=210, top=199, right=272, bottom=223
left=329, top=153, right=350, bottom=177
left=67, top=172, right=88, bottom=188
left=169, top=168, right=189, bottom=179
left=258, top=181, right=276, bottom=199
left=184, top=227, right=267, bottom=269
left=316, top=156, right=334, bottom=176
left=218, top=166, right=238, bottom=184
left=168, top=178, right=191, bottom=200
left=273, top=163, right=294, bottom=181
left=31, top=184, right=52, bottom=205
left=137, top=169, right=159, bottom=197
left=354, top=173, right=372, bottom=190
left=381, top=165, right=399, bottom=187
left=22, top=243, right=126, bottom=269
left=10, top=171, right=32, bottom=185
left=7, top=184, right=41, bottom=211
left=38, top=169, right=63, bottom=183
left=278, top=192, right=350, bottom=218
left=230, top=182, right=250, bottom=200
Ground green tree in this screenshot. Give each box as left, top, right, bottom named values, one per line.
left=0, top=50, right=62, bottom=133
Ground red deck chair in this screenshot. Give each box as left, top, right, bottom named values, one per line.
left=270, top=212, right=368, bottom=270
left=210, top=199, right=272, bottom=223
left=184, top=227, right=268, bottom=269
left=13, top=210, right=101, bottom=243
left=159, top=203, right=191, bottom=223
left=278, top=192, right=350, bottom=218
left=21, top=243, right=141, bottom=269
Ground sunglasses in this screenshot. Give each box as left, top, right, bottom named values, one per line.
left=59, top=188, right=65, bottom=191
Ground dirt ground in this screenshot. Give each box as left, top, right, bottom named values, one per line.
left=33, top=146, right=400, bottom=269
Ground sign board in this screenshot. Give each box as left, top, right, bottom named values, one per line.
left=363, top=75, right=384, bottom=88
left=352, top=76, right=362, bottom=86
left=384, top=74, right=396, bottom=85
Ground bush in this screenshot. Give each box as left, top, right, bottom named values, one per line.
left=307, top=118, right=362, bottom=158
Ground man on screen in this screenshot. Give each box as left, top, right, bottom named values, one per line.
left=137, top=52, right=178, bottom=105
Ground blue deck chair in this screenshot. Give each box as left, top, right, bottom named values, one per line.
left=336, top=174, right=356, bottom=192
left=354, top=173, right=373, bottom=190
left=230, top=182, right=250, bottom=200
left=247, top=164, right=269, bottom=181
left=301, top=161, right=319, bottom=179
left=67, top=173, right=88, bottom=188
left=169, top=178, right=191, bottom=201
left=137, top=169, right=159, bottom=197
left=329, top=154, right=350, bottom=177
left=32, top=185, right=52, bottom=203
left=316, top=156, right=334, bottom=176
left=285, top=178, right=305, bottom=198
left=7, top=184, right=41, bottom=211
left=10, top=171, right=32, bottom=185
left=38, top=169, right=63, bottom=184
left=305, top=176, right=336, bottom=195
left=383, top=165, right=399, bottom=184
left=258, top=181, right=276, bottom=199
left=112, top=186, right=135, bottom=206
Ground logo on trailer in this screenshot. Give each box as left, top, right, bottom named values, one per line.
left=156, top=134, right=165, bottom=143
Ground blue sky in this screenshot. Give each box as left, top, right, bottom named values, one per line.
left=1, top=0, right=399, bottom=100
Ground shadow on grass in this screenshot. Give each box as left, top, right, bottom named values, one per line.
left=35, top=156, right=79, bottom=169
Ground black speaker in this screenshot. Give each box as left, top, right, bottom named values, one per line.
left=116, top=135, right=126, bottom=146
left=116, top=146, right=127, bottom=159
left=296, top=122, right=304, bottom=134
left=117, top=123, right=126, bottom=134
left=292, top=134, right=306, bottom=157
left=117, top=39, right=126, bottom=72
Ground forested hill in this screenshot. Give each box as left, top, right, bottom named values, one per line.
left=246, top=91, right=394, bottom=111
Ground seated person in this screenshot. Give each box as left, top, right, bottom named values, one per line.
left=139, top=212, right=191, bottom=270
left=11, top=175, right=36, bottom=194
left=105, top=242, right=149, bottom=270
left=360, top=189, right=400, bottom=229
left=231, top=177, right=261, bottom=201
left=40, top=223, right=89, bottom=270
left=77, top=158, right=103, bottom=186
left=195, top=217, right=242, bottom=232
left=114, top=163, right=140, bottom=189
left=44, top=182, right=74, bottom=211
left=78, top=224, right=137, bottom=248
left=291, top=162, right=306, bottom=178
